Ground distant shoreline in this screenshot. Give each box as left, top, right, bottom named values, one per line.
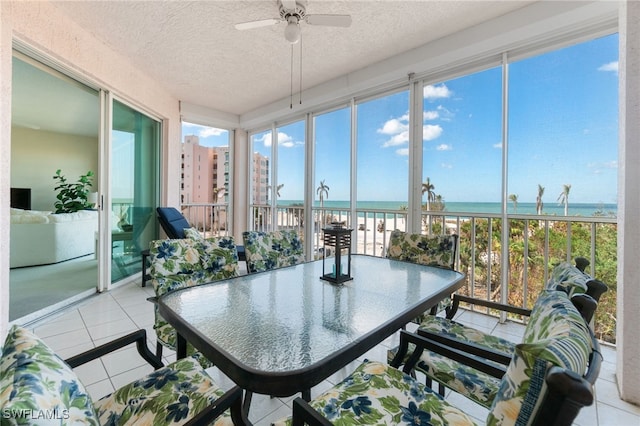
left=276, top=200, right=618, bottom=218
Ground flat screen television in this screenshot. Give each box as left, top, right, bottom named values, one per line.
left=10, top=188, right=31, bottom=210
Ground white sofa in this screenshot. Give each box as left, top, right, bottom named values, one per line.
left=10, top=208, right=98, bottom=268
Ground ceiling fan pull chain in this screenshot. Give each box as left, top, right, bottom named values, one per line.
left=290, top=43, right=294, bottom=109
left=299, top=32, right=303, bottom=105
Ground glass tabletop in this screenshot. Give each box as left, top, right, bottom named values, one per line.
left=158, top=254, right=464, bottom=396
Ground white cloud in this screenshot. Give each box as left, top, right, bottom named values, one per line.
left=255, top=133, right=272, bottom=147
left=424, top=84, right=452, bottom=101
left=382, top=131, right=409, bottom=147
left=199, top=127, right=225, bottom=138
left=436, top=144, right=452, bottom=151
left=598, top=61, right=618, bottom=73
left=441, top=163, right=453, bottom=169
left=183, top=122, right=226, bottom=138
left=396, top=148, right=409, bottom=156
left=423, top=124, right=443, bottom=141
left=379, top=113, right=441, bottom=148
left=493, top=142, right=503, bottom=149
left=436, top=105, right=455, bottom=121
left=378, top=117, right=408, bottom=135
left=256, top=131, right=301, bottom=148
left=423, top=110, right=439, bottom=120
left=277, top=132, right=295, bottom=148
left=588, top=160, right=618, bottom=174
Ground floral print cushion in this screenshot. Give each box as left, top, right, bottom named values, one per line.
left=0, top=325, right=99, bottom=425
left=386, top=341, right=502, bottom=408
left=153, top=320, right=212, bottom=369
left=387, top=230, right=458, bottom=270
left=149, top=237, right=239, bottom=369
left=387, top=230, right=457, bottom=317
left=183, top=227, right=203, bottom=240
left=412, top=315, right=515, bottom=407
left=198, top=236, right=240, bottom=279
left=242, top=230, right=305, bottom=273
left=545, top=261, right=590, bottom=297
left=521, top=290, right=590, bottom=344
left=419, top=351, right=501, bottom=408
left=275, top=230, right=305, bottom=267
left=93, top=357, right=233, bottom=426
left=419, top=315, right=517, bottom=355
left=273, top=360, right=478, bottom=426
left=487, top=290, right=592, bottom=425
left=152, top=276, right=217, bottom=367
left=149, top=239, right=202, bottom=278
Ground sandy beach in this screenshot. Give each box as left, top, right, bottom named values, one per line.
left=275, top=209, right=460, bottom=257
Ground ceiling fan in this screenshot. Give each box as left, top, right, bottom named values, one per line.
left=235, top=0, right=352, bottom=44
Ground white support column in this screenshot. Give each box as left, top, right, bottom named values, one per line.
left=233, top=129, right=248, bottom=244
left=304, top=113, right=314, bottom=260
left=617, top=0, right=640, bottom=405
left=408, top=78, right=424, bottom=234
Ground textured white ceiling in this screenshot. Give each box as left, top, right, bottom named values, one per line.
left=50, top=0, right=532, bottom=117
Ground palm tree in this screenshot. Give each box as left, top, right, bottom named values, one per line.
left=399, top=205, right=408, bottom=225
left=557, top=184, right=571, bottom=216
left=316, top=180, right=330, bottom=209
left=509, top=194, right=518, bottom=213
left=267, top=184, right=284, bottom=198
left=421, top=178, right=436, bottom=211
left=536, top=184, right=544, bottom=215
left=432, top=194, right=445, bottom=212
left=213, top=187, right=225, bottom=203
left=316, top=180, right=330, bottom=227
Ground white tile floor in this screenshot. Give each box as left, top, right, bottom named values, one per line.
left=26, top=278, right=640, bottom=426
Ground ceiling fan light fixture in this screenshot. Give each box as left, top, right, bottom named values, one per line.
left=284, top=18, right=301, bottom=44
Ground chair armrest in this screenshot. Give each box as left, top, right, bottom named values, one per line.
left=185, top=386, right=249, bottom=426
left=65, top=329, right=163, bottom=370
left=533, top=330, right=601, bottom=426
left=397, top=330, right=508, bottom=379
left=417, top=328, right=513, bottom=366
left=448, top=294, right=532, bottom=319
left=571, top=293, right=598, bottom=323
left=586, top=279, right=608, bottom=303
left=292, top=397, right=333, bottom=426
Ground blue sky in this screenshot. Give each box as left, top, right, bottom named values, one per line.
left=183, top=33, right=618, bottom=206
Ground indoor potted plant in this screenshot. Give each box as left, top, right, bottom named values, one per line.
left=53, top=169, right=95, bottom=213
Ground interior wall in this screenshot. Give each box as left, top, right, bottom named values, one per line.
left=11, top=126, right=98, bottom=211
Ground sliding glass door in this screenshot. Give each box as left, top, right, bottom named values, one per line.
left=9, top=52, right=100, bottom=321
left=110, top=99, right=160, bottom=283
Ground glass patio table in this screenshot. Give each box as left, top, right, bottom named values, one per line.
left=157, top=254, right=464, bottom=406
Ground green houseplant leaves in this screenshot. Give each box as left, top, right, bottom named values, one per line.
left=53, top=169, right=95, bottom=213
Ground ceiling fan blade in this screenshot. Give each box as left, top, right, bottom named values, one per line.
left=281, top=0, right=297, bottom=11
left=306, top=14, right=352, bottom=27
left=235, top=18, right=281, bottom=31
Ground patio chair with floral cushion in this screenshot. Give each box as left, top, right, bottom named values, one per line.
left=277, top=288, right=602, bottom=426
left=386, top=230, right=458, bottom=320
left=148, top=236, right=239, bottom=365
left=0, top=325, right=248, bottom=425
left=242, top=229, right=305, bottom=274
left=386, top=259, right=607, bottom=408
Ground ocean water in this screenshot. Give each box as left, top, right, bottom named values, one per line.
left=278, top=200, right=617, bottom=218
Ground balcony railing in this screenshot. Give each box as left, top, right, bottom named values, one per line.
left=180, top=203, right=231, bottom=238
left=189, top=203, right=617, bottom=344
